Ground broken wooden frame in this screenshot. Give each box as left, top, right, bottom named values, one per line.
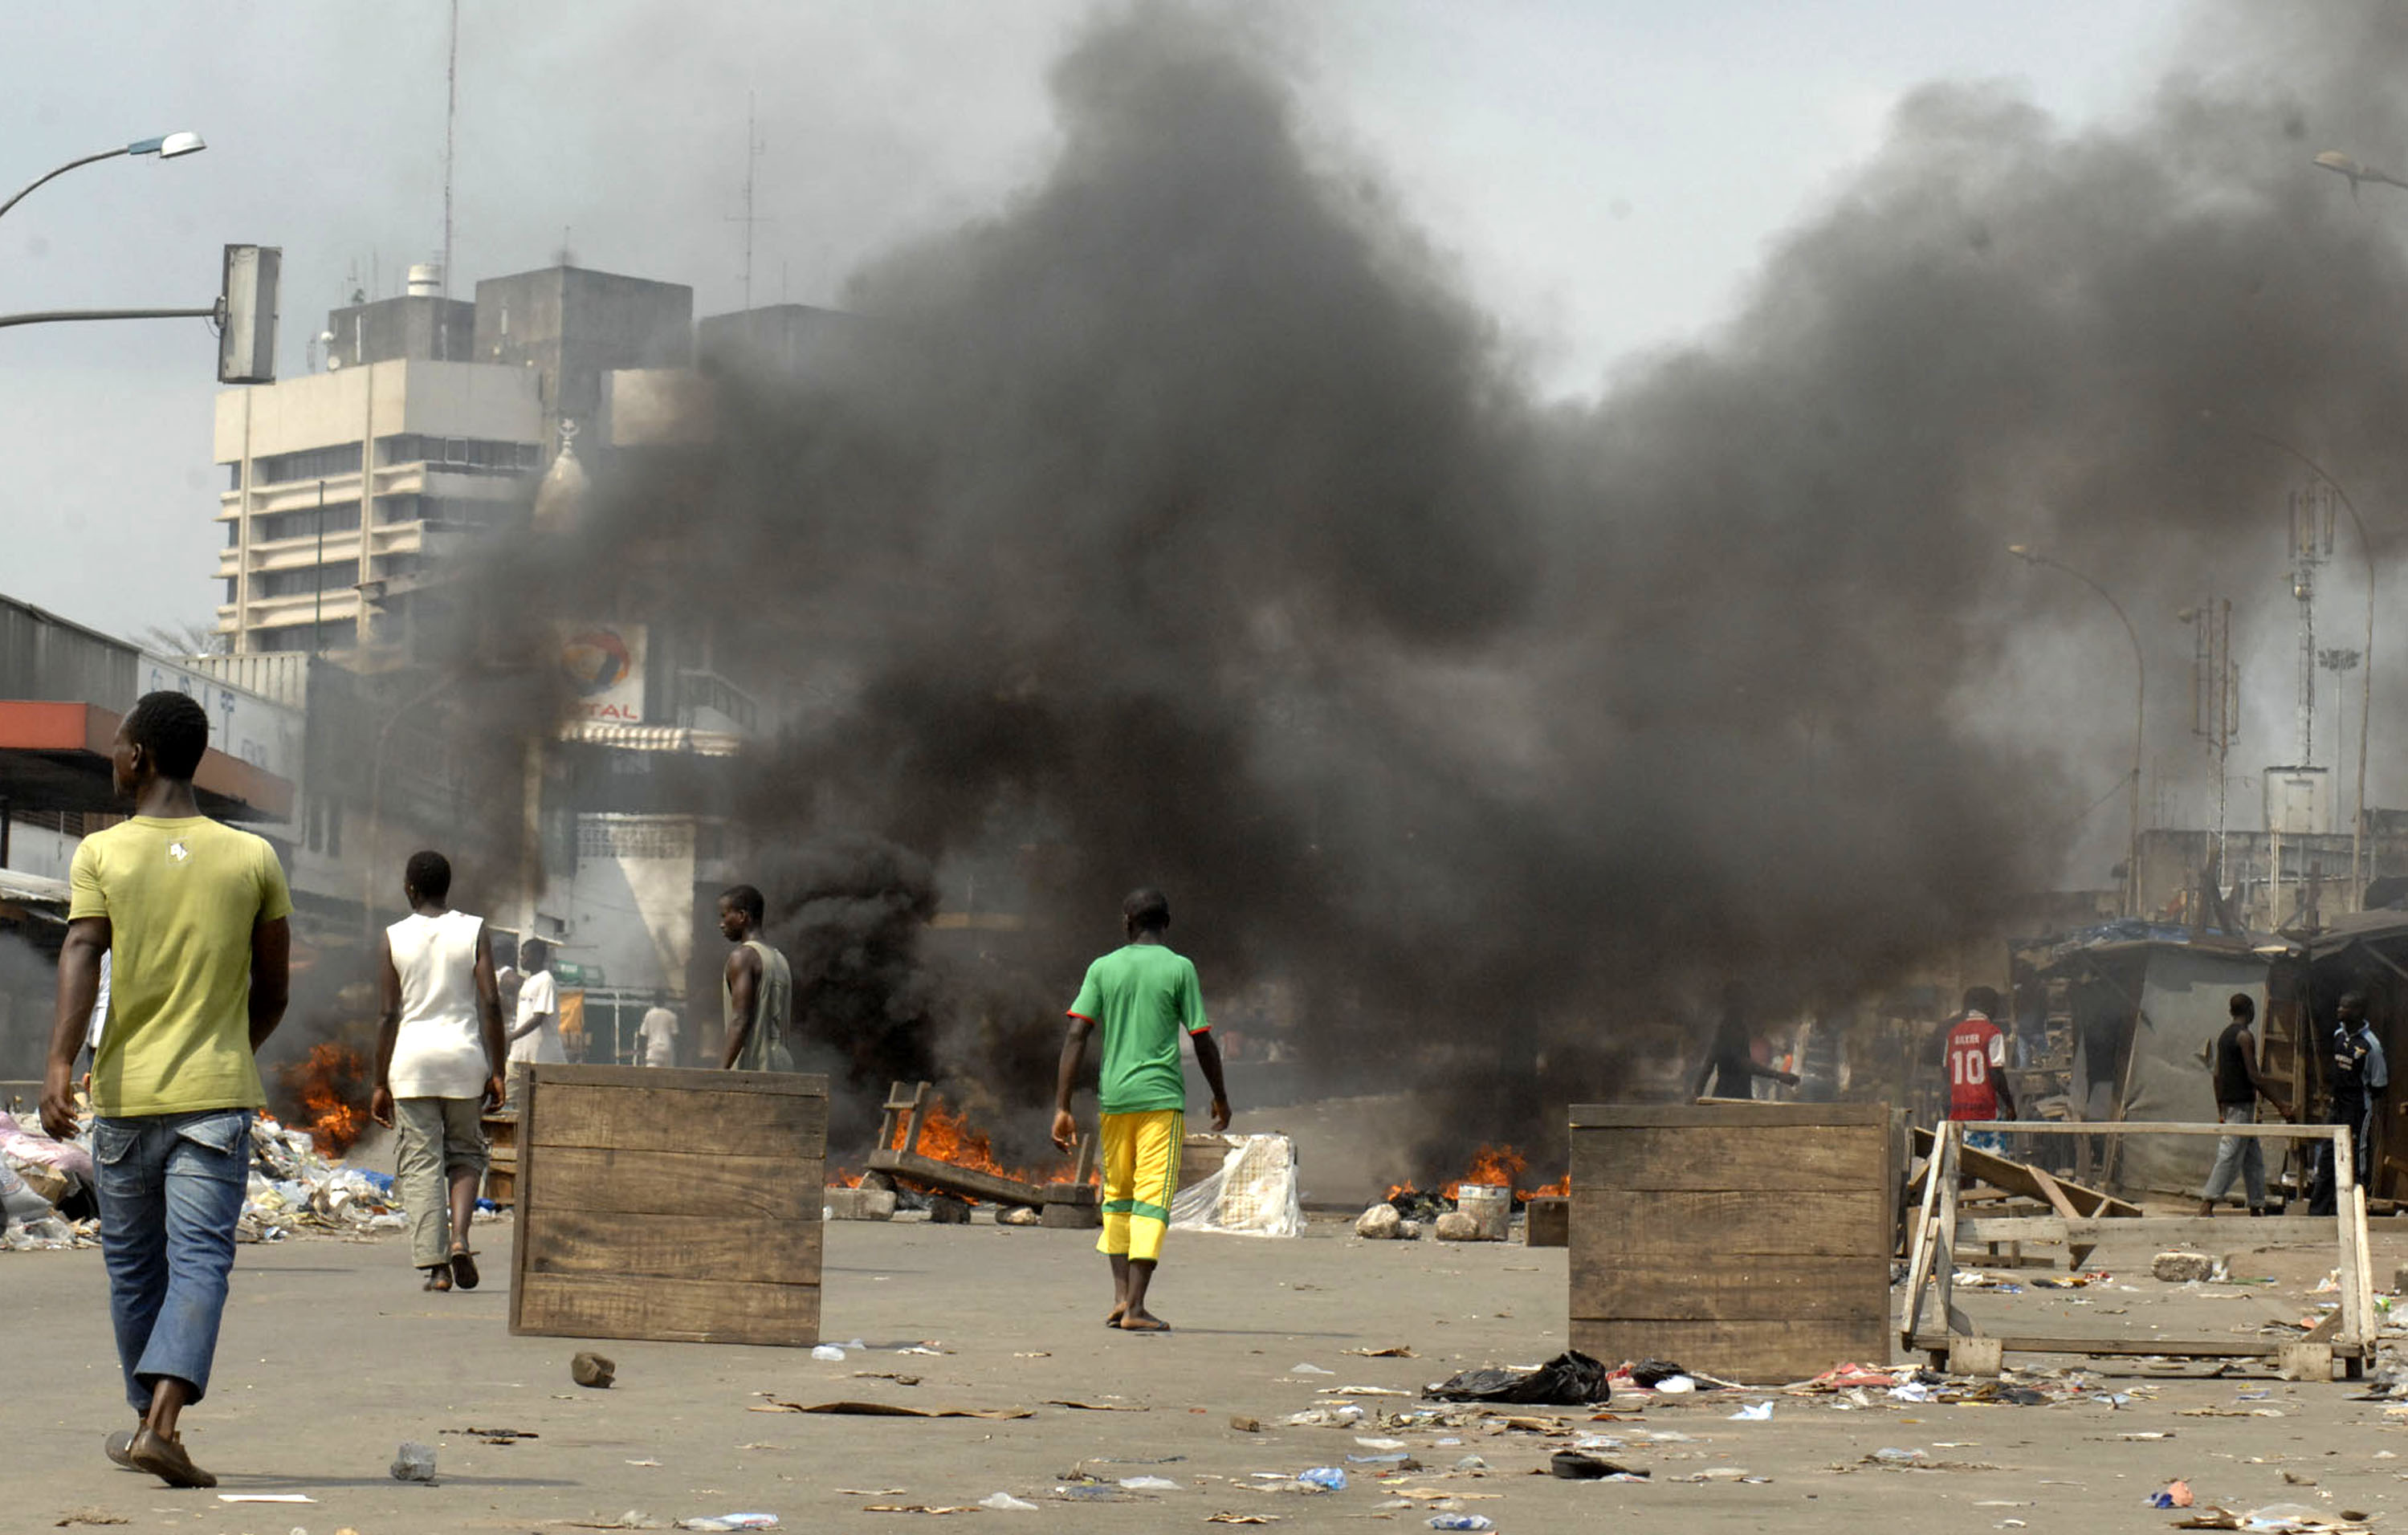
left=1901, top=1118, right=2377, bottom=1378
left=865, top=1079, right=1100, bottom=1211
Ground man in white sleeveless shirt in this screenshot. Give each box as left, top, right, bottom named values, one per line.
left=369, top=851, right=507, bottom=1292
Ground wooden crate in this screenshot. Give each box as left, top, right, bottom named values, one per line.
left=1569, top=1102, right=1893, bottom=1383
left=511, top=1064, right=828, bottom=1348
left=481, top=1111, right=518, bottom=1205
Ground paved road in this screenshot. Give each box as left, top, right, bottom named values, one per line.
left=13, top=1213, right=2408, bottom=1533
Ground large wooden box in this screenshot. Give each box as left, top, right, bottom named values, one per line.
left=511, top=1064, right=827, bottom=1348
left=1569, top=1102, right=1893, bottom=1382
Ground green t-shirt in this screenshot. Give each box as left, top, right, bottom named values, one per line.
left=1069, top=942, right=1208, bottom=1114
left=70, top=816, right=293, bottom=1118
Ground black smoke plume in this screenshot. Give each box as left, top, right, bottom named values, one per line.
left=445, top=2, right=2408, bottom=1177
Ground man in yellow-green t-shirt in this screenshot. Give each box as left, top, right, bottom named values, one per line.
left=41, top=693, right=291, bottom=1490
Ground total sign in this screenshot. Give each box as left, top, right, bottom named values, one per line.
left=560, top=623, right=647, bottom=723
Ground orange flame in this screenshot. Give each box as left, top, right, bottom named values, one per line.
left=1441, top=1143, right=1529, bottom=1201
left=890, top=1095, right=1093, bottom=1194
left=275, top=1041, right=371, bottom=1157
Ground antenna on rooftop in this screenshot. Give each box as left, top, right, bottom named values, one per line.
left=729, top=92, right=769, bottom=311
left=440, top=0, right=459, bottom=355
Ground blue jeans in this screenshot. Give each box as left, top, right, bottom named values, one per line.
left=93, top=1110, right=251, bottom=1415
left=2200, top=1102, right=2266, bottom=1208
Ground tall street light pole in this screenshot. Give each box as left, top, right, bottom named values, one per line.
left=2245, top=434, right=2377, bottom=910
left=2011, top=544, right=2146, bottom=918
left=0, top=132, right=206, bottom=223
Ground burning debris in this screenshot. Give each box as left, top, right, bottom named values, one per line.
left=273, top=1041, right=375, bottom=1158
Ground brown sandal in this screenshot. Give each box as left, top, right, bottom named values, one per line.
left=449, top=1247, right=480, bottom=1291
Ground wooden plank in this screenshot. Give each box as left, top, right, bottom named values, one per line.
left=531, top=1062, right=829, bottom=1097
left=866, top=1149, right=1049, bottom=1207
left=1569, top=1190, right=1886, bottom=1256
left=1946, top=1120, right=2345, bottom=1141
left=1571, top=1125, right=1882, bottom=1192
left=530, top=1146, right=825, bottom=1219
left=526, top=1211, right=824, bottom=1285
left=533, top=1082, right=828, bottom=1157
left=1571, top=1318, right=1888, bottom=1384
left=1905, top=1330, right=2321, bottom=1361
left=1910, top=1127, right=2140, bottom=1218
left=1571, top=1102, right=1891, bottom=1131
left=2025, top=1166, right=2080, bottom=1221
left=2354, top=1184, right=2378, bottom=1347
left=1957, top=1215, right=2340, bottom=1248
left=515, top=1272, right=821, bottom=1348
left=1570, top=1254, right=1889, bottom=1323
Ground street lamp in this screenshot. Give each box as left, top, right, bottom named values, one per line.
left=2011, top=544, right=2146, bottom=918
left=0, top=132, right=207, bottom=223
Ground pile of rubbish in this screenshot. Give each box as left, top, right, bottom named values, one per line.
left=242, top=1113, right=405, bottom=1241
left=0, top=1110, right=97, bottom=1250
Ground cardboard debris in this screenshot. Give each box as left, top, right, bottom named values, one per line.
left=752, top=1399, right=1033, bottom=1420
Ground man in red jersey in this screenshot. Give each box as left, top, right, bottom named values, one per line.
left=1944, top=986, right=2015, bottom=1153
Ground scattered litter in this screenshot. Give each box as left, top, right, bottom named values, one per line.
left=1453, top=1456, right=1489, bottom=1472
left=214, top=1501, right=315, bottom=1521
left=812, top=1346, right=848, bottom=1362
left=1205, top=1517, right=1279, bottom=1525
left=752, top=1399, right=1032, bottom=1419
left=861, top=1509, right=976, bottom=1518
left=1729, top=1402, right=1773, bottom=1421
left=447, top=1424, right=540, bottom=1443
left=2172, top=1506, right=2372, bottom=1533
left=1355, top=1437, right=1408, bottom=1451
left=1282, top=1405, right=1364, bottom=1428
left=628, top=1459, right=663, bottom=1468
left=858, top=1373, right=923, bottom=1387
left=390, top=1440, right=438, bottom=1482
left=1013, top=1352, right=1051, bottom=1359
left=1802, top=1363, right=1897, bottom=1391
left=1046, top=1399, right=1146, bottom=1411
left=1427, top=1350, right=1608, bottom=1406
left=1297, top=1468, right=1348, bottom=1492
left=572, top=1352, right=617, bottom=1389
left=1655, top=1375, right=1696, bottom=1394
left=1291, top=1363, right=1335, bottom=1376
left=676, top=1518, right=780, bottom=1533
left=978, top=1494, right=1039, bottom=1512
left=1428, top=1518, right=1495, bottom=1532
left=1670, top=1467, right=1764, bottom=1484
left=836, top=1489, right=908, bottom=1497
left=1320, top=1385, right=1412, bottom=1397
left=1345, top=1346, right=1418, bottom=1358
left=1230, top=1416, right=1263, bottom=1432
left=51, top=1513, right=129, bottom=1528
left=1119, top=1476, right=1181, bottom=1491
left=1553, top=1449, right=1646, bottom=1480
left=1872, top=1448, right=1928, bottom=1465
left=2149, top=1481, right=2195, bottom=1509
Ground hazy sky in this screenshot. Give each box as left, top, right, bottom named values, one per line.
left=0, top=2, right=2171, bottom=643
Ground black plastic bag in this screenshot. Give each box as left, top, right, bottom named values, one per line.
left=1427, top=1349, right=1610, bottom=1406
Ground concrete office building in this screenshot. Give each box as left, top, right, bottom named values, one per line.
left=214, top=263, right=699, bottom=658
left=214, top=357, right=545, bottom=654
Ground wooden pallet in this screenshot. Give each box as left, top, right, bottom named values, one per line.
left=1901, top=1120, right=2377, bottom=1378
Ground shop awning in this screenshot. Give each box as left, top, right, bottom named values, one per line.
left=0, top=700, right=293, bottom=822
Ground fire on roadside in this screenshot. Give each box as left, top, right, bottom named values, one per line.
left=272, top=1040, right=373, bottom=1157
left=1387, top=1143, right=1567, bottom=1204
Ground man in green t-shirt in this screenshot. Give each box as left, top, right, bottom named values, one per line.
left=1051, top=888, right=1231, bottom=1332
left=41, top=693, right=292, bottom=1489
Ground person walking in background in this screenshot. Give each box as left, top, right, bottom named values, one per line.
left=505, top=937, right=560, bottom=1114
left=368, top=851, right=507, bottom=1292
left=2197, top=993, right=2290, bottom=1217
left=1690, top=983, right=1799, bottom=1101
left=636, top=992, right=681, bottom=1068
left=40, top=692, right=291, bottom=1488
left=1945, top=986, right=2016, bottom=1153
left=1050, top=888, right=1232, bottom=1333
left=2312, top=991, right=2386, bottom=1215
left=718, top=885, right=794, bottom=1072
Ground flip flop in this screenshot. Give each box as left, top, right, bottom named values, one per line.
left=423, top=1263, right=453, bottom=1292
left=450, top=1247, right=480, bottom=1291
left=1118, top=1316, right=1171, bottom=1333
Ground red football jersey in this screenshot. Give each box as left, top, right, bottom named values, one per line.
left=1946, top=1013, right=2007, bottom=1121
